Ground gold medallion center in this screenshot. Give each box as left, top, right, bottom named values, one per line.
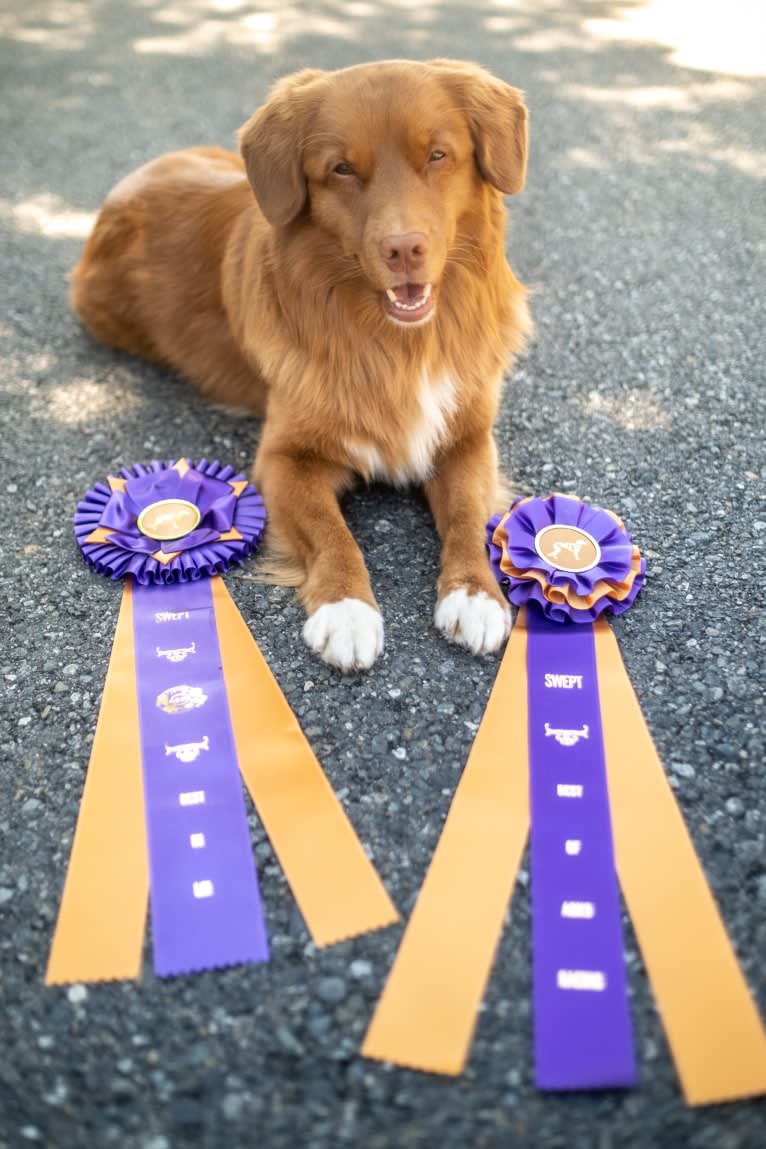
left=137, top=499, right=201, bottom=541
left=534, top=524, right=601, bottom=573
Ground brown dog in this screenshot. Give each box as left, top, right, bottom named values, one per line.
left=70, top=59, right=531, bottom=670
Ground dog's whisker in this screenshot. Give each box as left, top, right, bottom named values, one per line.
left=448, top=241, right=485, bottom=275
left=304, top=266, right=365, bottom=296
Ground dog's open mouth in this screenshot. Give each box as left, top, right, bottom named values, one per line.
left=383, top=282, right=436, bottom=325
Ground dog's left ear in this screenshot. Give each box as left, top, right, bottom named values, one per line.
left=429, top=60, right=528, bottom=195
left=239, top=69, right=327, bottom=227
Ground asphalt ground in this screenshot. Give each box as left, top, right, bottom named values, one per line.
left=1, top=1, right=765, bottom=1146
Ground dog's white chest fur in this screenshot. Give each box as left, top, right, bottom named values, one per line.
left=346, top=372, right=458, bottom=485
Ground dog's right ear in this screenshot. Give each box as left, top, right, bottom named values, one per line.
left=239, top=69, right=327, bottom=228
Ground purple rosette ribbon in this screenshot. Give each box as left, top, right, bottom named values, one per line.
left=75, top=457, right=265, bottom=584
left=487, top=494, right=645, bottom=1091
left=73, top=458, right=270, bottom=976
left=487, top=493, right=645, bottom=624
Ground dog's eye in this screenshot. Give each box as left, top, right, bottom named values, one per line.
left=333, top=162, right=357, bottom=177
left=428, top=150, right=447, bottom=164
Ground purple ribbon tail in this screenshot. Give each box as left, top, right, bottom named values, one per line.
left=526, top=606, right=636, bottom=1090
left=132, top=578, right=269, bottom=975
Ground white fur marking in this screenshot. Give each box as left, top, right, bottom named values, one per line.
left=343, top=373, right=458, bottom=486
left=303, top=599, right=384, bottom=671
left=397, top=371, right=458, bottom=484
left=344, top=440, right=388, bottom=478
left=434, top=588, right=510, bottom=655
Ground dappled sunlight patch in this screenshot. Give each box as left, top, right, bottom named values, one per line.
left=484, top=15, right=523, bottom=35
left=1, top=193, right=95, bottom=239
left=559, top=78, right=751, bottom=112
left=582, top=388, right=670, bottom=432
left=133, top=17, right=264, bottom=54
left=658, top=136, right=765, bottom=179
left=46, top=378, right=146, bottom=425
left=132, top=1, right=373, bottom=55
left=553, top=79, right=763, bottom=176
left=513, top=27, right=596, bottom=55
left=586, top=0, right=766, bottom=78
left=496, top=0, right=598, bottom=55
left=24, top=352, right=58, bottom=377
left=6, top=0, right=443, bottom=58
left=0, top=350, right=58, bottom=395
left=344, top=1, right=377, bottom=16
left=0, top=1, right=95, bottom=50
left=564, top=146, right=608, bottom=170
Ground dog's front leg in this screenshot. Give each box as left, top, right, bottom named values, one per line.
left=426, top=434, right=511, bottom=655
left=255, top=449, right=384, bottom=671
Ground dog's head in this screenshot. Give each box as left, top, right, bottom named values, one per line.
left=239, top=60, right=527, bottom=328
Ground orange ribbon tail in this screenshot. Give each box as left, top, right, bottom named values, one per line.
left=46, top=582, right=148, bottom=984
left=362, top=612, right=529, bottom=1072
left=595, top=618, right=766, bottom=1105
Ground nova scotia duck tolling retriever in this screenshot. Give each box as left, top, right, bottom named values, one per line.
left=70, top=58, right=531, bottom=671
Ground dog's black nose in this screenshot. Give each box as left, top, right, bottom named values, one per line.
left=379, top=232, right=428, bottom=275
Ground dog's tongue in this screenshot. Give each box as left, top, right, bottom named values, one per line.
left=383, top=281, right=435, bottom=324
left=393, top=283, right=423, bottom=303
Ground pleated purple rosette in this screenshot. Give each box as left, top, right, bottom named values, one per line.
left=73, top=458, right=270, bottom=975
left=487, top=493, right=646, bottom=624
left=75, top=458, right=266, bottom=584
left=487, top=494, right=644, bottom=1090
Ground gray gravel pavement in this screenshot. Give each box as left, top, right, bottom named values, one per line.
left=2, top=2, right=765, bottom=1147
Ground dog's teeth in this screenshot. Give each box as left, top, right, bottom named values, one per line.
left=386, top=284, right=433, bottom=311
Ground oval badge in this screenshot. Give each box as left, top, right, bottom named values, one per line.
left=534, top=524, right=601, bottom=573
left=137, top=498, right=201, bottom=542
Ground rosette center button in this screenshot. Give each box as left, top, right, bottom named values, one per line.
left=137, top=499, right=201, bottom=541
left=534, top=524, right=601, bottom=574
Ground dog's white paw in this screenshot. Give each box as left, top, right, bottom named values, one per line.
left=434, top=588, right=510, bottom=655
left=303, top=598, right=384, bottom=671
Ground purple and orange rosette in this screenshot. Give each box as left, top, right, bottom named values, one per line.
left=66, top=457, right=272, bottom=978
left=487, top=493, right=646, bottom=624
left=47, top=457, right=398, bottom=985
left=485, top=493, right=644, bottom=1090
left=365, top=490, right=766, bottom=1104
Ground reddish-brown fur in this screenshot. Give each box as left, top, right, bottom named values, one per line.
left=70, top=59, right=531, bottom=669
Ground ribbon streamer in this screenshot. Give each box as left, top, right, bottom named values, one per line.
left=132, top=578, right=269, bottom=975
left=595, top=619, right=766, bottom=1106
left=362, top=611, right=530, bottom=1074
left=527, top=608, right=635, bottom=1090
left=212, top=576, right=399, bottom=948
left=47, top=460, right=397, bottom=984
left=364, top=495, right=766, bottom=1105
left=46, top=582, right=147, bottom=983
